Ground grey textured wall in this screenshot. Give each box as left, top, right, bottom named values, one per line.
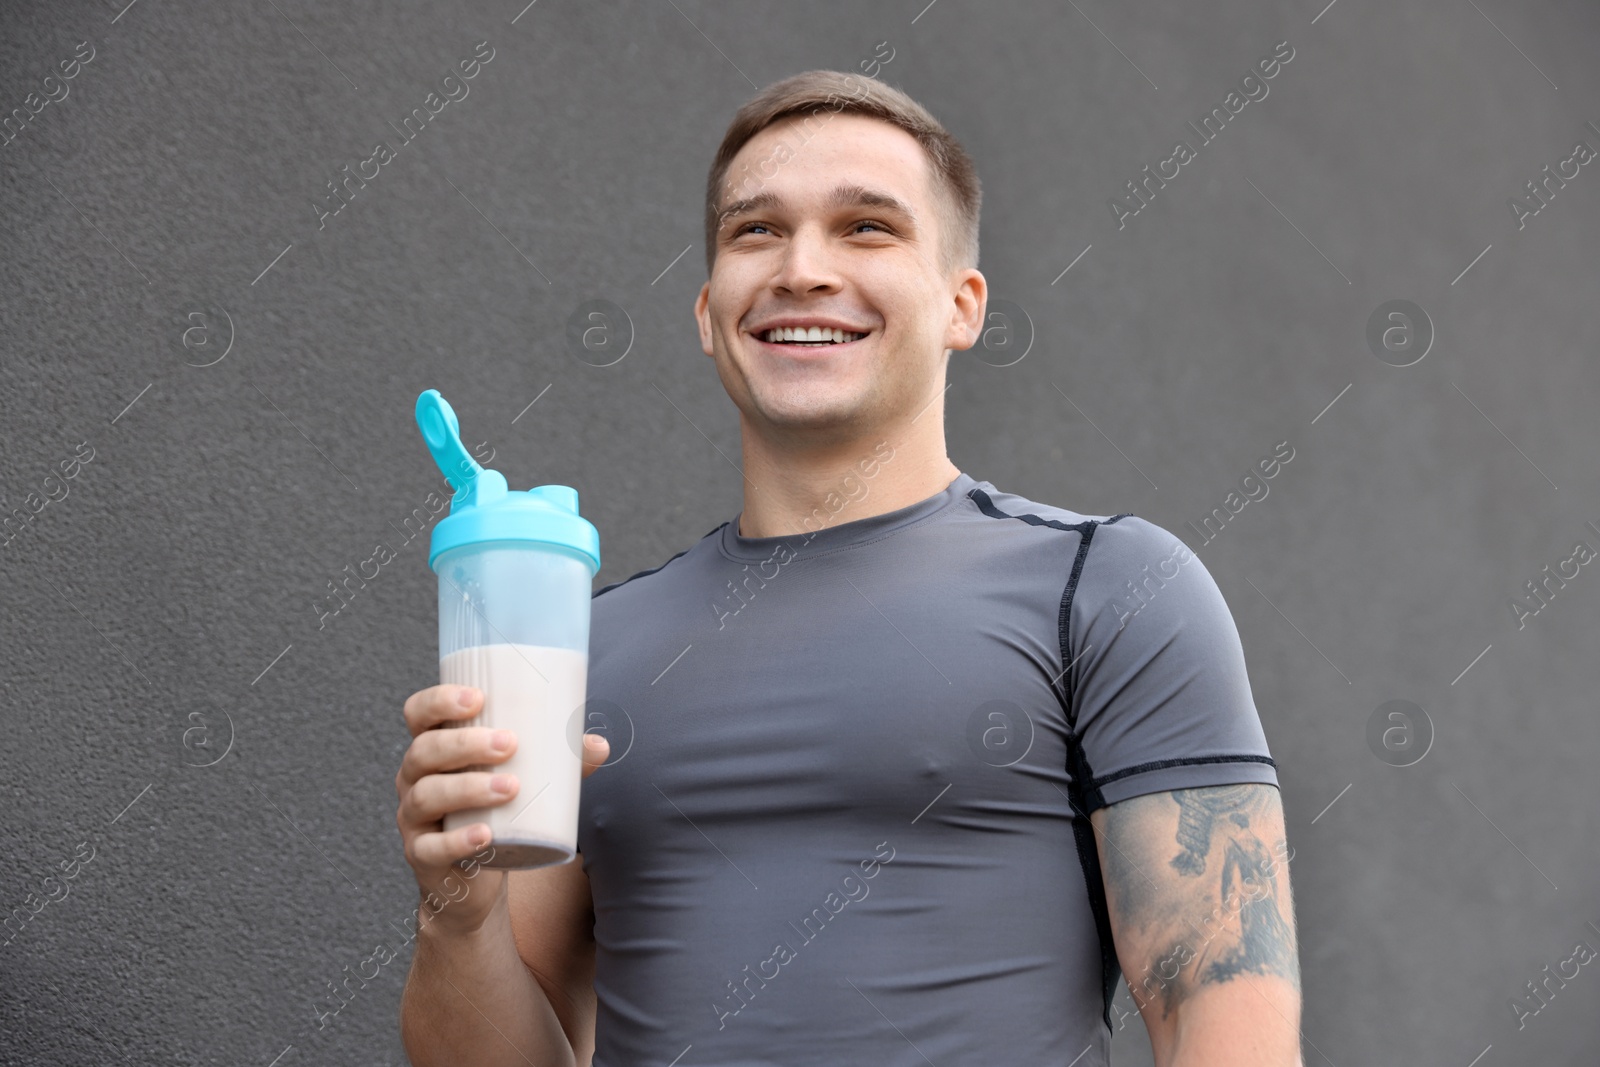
left=4, top=0, right=1599, bottom=1063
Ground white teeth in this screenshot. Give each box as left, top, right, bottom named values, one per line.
left=761, top=326, right=865, bottom=344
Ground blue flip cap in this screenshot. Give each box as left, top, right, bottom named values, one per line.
left=413, top=388, right=600, bottom=575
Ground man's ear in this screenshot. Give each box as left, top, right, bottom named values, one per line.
left=946, top=269, right=987, bottom=353
left=694, top=281, right=714, bottom=357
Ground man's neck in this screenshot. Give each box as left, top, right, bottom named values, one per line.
left=734, top=428, right=961, bottom=540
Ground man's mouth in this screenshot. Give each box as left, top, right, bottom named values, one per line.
left=756, top=326, right=869, bottom=348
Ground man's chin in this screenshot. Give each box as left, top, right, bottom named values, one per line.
left=741, top=394, right=876, bottom=442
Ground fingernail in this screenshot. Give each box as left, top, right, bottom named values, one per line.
left=491, top=774, right=515, bottom=795
left=492, top=730, right=514, bottom=752
left=458, top=688, right=477, bottom=708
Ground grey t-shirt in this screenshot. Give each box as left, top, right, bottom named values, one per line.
left=576, top=470, right=1279, bottom=1066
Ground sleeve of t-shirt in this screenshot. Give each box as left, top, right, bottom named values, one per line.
left=1065, top=514, right=1279, bottom=813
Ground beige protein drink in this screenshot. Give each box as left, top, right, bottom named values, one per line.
left=441, top=642, right=589, bottom=868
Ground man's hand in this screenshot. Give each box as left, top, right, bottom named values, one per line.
left=395, top=683, right=610, bottom=937
left=1090, top=783, right=1304, bottom=1067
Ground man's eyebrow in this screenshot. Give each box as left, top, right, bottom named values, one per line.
left=717, top=184, right=919, bottom=227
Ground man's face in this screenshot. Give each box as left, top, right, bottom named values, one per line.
left=694, top=112, right=984, bottom=450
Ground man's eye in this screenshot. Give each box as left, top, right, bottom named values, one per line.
left=734, top=220, right=890, bottom=237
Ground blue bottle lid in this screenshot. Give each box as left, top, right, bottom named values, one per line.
left=414, top=389, right=600, bottom=575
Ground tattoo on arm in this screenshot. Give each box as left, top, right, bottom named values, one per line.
left=1097, top=783, right=1300, bottom=1023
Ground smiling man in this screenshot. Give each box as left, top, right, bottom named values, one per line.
left=398, top=70, right=1303, bottom=1067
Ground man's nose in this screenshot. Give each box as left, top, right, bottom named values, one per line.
left=770, top=226, right=841, bottom=295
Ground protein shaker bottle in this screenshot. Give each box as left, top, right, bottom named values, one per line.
left=413, top=388, right=600, bottom=870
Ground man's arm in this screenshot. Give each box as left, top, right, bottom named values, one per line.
left=1090, top=782, right=1303, bottom=1067
left=400, top=889, right=578, bottom=1067
left=395, top=685, right=609, bottom=1067
left=507, top=855, right=599, bottom=1065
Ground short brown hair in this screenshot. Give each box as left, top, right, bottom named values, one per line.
left=703, top=69, right=982, bottom=278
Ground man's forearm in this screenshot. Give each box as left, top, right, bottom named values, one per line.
left=400, top=903, right=576, bottom=1067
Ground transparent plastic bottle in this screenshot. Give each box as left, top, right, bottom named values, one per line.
left=414, top=389, right=600, bottom=869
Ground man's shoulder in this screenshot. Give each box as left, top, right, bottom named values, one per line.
left=961, top=482, right=1200, bottom=593
left=963, top=479, right=1151, bottom=543
left=590, top=523, right=725, bottom=602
